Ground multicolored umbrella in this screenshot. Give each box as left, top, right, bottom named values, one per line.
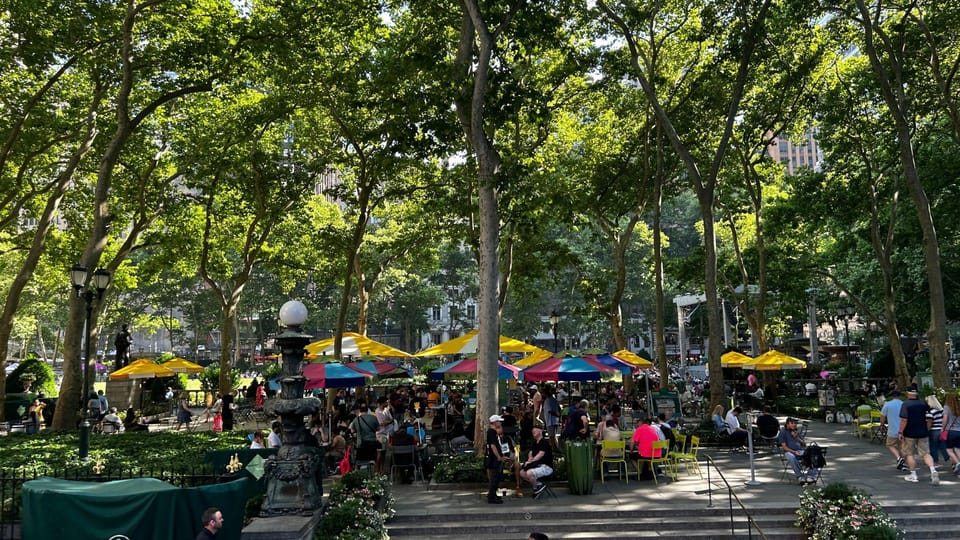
left=521, top=356, right=620, bottom=382
left=414, top=330, right=547, bottom=357
left=585, top=353, right=638, bottom=375
left=305, top=332, right=412, bottom=359
left=347, top=361, right=412, bottom=379
left=161, top=357, right=204, bottom=374
left=109, top=359, right=175, bottom=380
left=302, top=362, right=371, bottom=389
left=430, top=357, right=520, bottom=381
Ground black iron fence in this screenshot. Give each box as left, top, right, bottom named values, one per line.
left=0, top=466, right=220, bottom=540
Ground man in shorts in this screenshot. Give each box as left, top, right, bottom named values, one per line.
left=881, top=390, right=906, bottom=470
left=899, top=386, right=938, bottom=485
left=520, top=427, right=554, bottom=499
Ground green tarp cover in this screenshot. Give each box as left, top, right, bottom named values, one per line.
left=22, top=476, right=250, bottom=540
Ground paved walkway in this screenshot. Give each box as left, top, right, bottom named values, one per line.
left=386, top=417, right=951, bottom=517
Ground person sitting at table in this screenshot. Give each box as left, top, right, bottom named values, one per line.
left=267, top=421, right=282, bottom=448
left=448, top=420, right=471, bottom=449
left=629, top=415, right=661, bottom=480
left=725, top=406, right=750, bottom=449
left=103, top=407, right=124, bottom=433
left=326, top=426, right=347, bottom=472
left=427, top=387, right=441, bottom=408
left=596, top=415, right=624, bottom=466
left=250, top=431, right=265, bottom=449
left=712, top=404, right=727, bottom=435
left=654, top=413, right=676, bottom=451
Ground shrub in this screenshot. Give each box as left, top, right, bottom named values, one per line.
left=796, top=482, right=902, bottom=540
left=5, top=357, right=56, bottom=396
left=317, top=472, right=392, bottom=540
left=432, top=452, right=486, bottom=483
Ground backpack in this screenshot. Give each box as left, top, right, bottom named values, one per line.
left=802, top=443, right=826, bottom=469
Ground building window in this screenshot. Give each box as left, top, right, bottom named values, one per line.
left=466, top=305, right=476, bottom=320
left=432, top=306, right=441, bottom=321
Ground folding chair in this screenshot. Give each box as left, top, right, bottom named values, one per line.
left=390, top=445, right=424, bottom=484
left=636, top=440, right=675, bottom=485
left=671, top=435, right=703, bottom=479
left=598, top=440, right=628, bottom=483
left=854, top=406, right=880, bottom=439
left=533, top=471, right=558, bottom=500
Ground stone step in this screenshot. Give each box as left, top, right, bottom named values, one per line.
left=387, top=512, right=802, bottom=538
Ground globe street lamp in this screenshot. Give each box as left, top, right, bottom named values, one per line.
left=69, top=263, right=111, bottom=460
left=549, top=310, right=559, bottom=353
left=261, top=300, right=323, bottom=516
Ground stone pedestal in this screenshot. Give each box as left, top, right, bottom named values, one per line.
left=241, top=513, right=321, bottom=540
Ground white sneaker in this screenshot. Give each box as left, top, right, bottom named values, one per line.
left=931, top=470, right=940, bottom=485
left=903, top=474, right=919, bottom=482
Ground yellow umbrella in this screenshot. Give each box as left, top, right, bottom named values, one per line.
left=162, top=357, right=204, bottom=374
left=611, top=349, right=654, bottom=369
left=414, top=329, right=544, bottom=356
left=720, top=351, right=753, bottom=367
left=742, top=350, right=807, bottom=371
left=109, top=359, right=175, bottom=380
left=305, top=332, right=412, bottom=359
left=513, top=348, right=553, bottom=367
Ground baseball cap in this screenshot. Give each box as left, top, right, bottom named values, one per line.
left=906, top=386, right=919, bottom=395
left=489, top=414, right=504, bottom=423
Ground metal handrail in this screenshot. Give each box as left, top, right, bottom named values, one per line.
left=701, top=453, right=769, bottom=540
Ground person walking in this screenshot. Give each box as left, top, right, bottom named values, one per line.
left=926, top=395, right=949, bottom=467
left=880, top=390, right=906, bottom=470
left=195, top=507, right=223, bottom=539
left=899, top=387, right=938, bottom=485
left=941, top=393, right=960, bottom=475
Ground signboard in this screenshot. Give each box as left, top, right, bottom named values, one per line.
left=652, top=389, right=681, bottom=421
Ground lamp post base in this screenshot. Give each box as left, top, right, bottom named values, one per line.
left=79, top=418, right=91, bottom=461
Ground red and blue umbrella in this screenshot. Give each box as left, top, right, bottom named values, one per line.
left=585, top=353, right=638, bottom=375
left=303, top=362, right=371, bottom=389
left=347, top=361, right=412, bottom=379
left=521, top=355, right=620, bottom=382
left=430, top=357, right=520, bottom=381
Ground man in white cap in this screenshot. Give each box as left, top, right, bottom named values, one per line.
left=899, top=386, right=938, bottom=484
left=485, top=414, right=511, bottom=503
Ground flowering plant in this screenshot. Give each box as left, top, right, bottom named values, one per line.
left=796, top=482, right=902, bottom=539
left=316, top=471, right=394, bottom=539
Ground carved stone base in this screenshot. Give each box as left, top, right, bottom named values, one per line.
left=260, top=447, right=323, bottom=516
left=241, top=512, right=322, bottom=540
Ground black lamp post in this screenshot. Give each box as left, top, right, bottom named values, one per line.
left=261, top=300, right=323, bottom=516
left=549, top=310, right=559, bottom=353
left=837, top=305, right=855, bottom=369
left=69, top=263, right=111, bottom=461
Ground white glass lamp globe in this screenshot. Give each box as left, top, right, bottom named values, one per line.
left=279, top=300, right=308, bottom=327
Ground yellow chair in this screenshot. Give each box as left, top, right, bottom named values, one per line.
left=672, top=435, right=702, bottom=479
left=621, top=430, right=634, bottom=442
left=599, top=440, right=628, bottom=483
left=854, top=407, right=881, bottom=439
left=637, top=439, right=675, bottom=485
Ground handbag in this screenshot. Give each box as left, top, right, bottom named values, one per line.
left=940, top=428, right=948, bottom=442
left=213, top=413, right=223, bottom=432
left=339, top=446, right=353, bottom=475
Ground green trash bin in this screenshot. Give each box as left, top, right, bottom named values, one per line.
left=564, top=439, right=594, bottom=495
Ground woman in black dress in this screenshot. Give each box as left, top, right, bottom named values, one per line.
left=221, top=390, right=236, bottom=431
